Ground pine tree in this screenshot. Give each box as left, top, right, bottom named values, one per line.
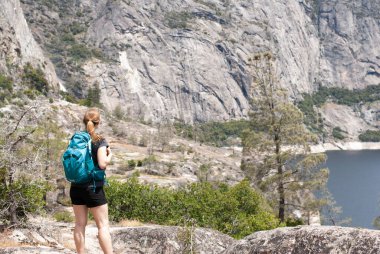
left=85, top=82, right=101, bottom=107
left=241, top=52, right=329, bottom=223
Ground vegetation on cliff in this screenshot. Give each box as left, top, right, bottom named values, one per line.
left=297, top=84, right=380, bottom=139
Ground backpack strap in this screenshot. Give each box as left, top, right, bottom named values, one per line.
left=86, top=138, right=97, bottom=192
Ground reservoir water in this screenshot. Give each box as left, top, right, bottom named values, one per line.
left=325, top=149, right=380, bottom=228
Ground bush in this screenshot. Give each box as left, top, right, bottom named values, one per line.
left=24, top=89, right=40, bottom=99
left=0, top=178, right=50, bottom=224
left=113, top=105, right=125, bottom=120
left=106, top=178, right=279, bottom=239
left=197, top=164, right=210, bottom=182
left=174, top=120, right=251, bottom=147
left=0, top=74, right=13, bottom=92
left=165, top=11, right=193, bottom=29
left=285, top=217, right=304, bottom=226
left=358, top=130, right=380, bottom=142
left=138, top=135, right=148, bottom=147
left=22, top=63, right=49, bottom=95
left=128, top=160, right=136, bottom=169
left=83, top=82, right=101, bottom=107
left=60, top=91, right=79, bottom=103
left=69, top=21, right=87, bottom=35
left=61, top=32, right=75, bottom=43
left=69, top=44, right=92, bottom=61
left=142, top=155, right=157, bottom=166
left=54, top=210, right=74, bottom=223
left=332, top=127, right=345, bottom=140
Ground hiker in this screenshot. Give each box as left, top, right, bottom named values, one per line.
left=69, top=108, right=113, bottom=254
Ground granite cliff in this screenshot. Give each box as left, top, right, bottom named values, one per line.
left=9, top=0, right=379, bottom=124
left=0, top=0, right=59, bottom=89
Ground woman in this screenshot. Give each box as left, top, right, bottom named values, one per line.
left=69, top=108, right=113, bottom=254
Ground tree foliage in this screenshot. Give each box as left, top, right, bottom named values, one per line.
left=174, top=120, right=250, bottom=147
left=241, top=52, right=329, bottom=223
left=83, top=82, right=102, bottom=107
left=0, top=105, right=51, bottom=225
left=0, top=74, right=13, bottom=105
left=332, top=127, right=346, bottom=140
left=22, top=63, right=49, bottom=96
left=358, top=130, right=380, bottom=142
left=297, top=84, right=380, bottom=136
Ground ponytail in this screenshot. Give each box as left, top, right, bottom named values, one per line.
left=83, top=108, right=102, bottom=142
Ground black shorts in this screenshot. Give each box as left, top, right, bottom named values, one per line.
left=70, top=185, right=107, bottom=208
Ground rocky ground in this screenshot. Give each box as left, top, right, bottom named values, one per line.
left=224, top=226, right=380, bottom=254
left=2, top=219, right=380, bottom=254
left=0, top=215, right=234, bottom=254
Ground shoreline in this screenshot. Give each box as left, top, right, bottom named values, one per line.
left=310, top=141, right=380, bottom=153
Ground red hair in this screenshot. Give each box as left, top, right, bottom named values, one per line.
left=83, top=108, right=102, bottom=142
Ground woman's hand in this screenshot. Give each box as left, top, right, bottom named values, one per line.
left=106, top=147, right=112, bottom=157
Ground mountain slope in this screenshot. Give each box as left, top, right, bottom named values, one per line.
left=6, top=0, right=380, bottom=124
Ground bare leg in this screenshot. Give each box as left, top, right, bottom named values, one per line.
left=73, top=205, right=88, bottom=254
left=90, top=204, right=113, bottom=254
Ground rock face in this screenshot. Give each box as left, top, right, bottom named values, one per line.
left=315, top=0, right=380, bottom=90
left=1, top=223, right=234, bottom=254
left=224, top=226, right=380, bottom=254
left=112, top=226, right=235, bottom=254
left=0, top=0, right=59, bottom=88
left=12, top=0, right=380, bottom=124
left=321, top=102, right=372, bottom=139
left=3, top=225, right=380, bottom=254
left=80, top=0, right=320, bottom=123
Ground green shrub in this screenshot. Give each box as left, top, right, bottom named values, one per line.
left=0, top=74, right=13, bottom=92
left=22, top=63, right=49, bottom=95
left=61, top=32, right=75, bottom=43
left=197, top=164, right=210, bottom=182
left=359, top=130, right=380, bottom=142
left=91, top=48, right=106, bottom=60
left=332, top=127, right=345, bottom=140
left=128, top=160, right=136, bottom=169
left=113, top=105, right=125, bottom=120
left=138, top=135, right=148, bottom=147
left=83, top=83, right=101, bottom=107
left=69, top=21, right=87, bottom=35
left=0, top=178, right=50, bottom=224
left=165, top=11, right=193, bottom=29
left=285, top=217, right=304, bottom=226
left=60, top=91, right=79, bottom=103
left=0, top=90, right=12, bottom=105
left=174, top=120, right=250, bottom=147
left=69, top=44, right=92, bottom=61
left=24, top=89, right=40, bottom=99
left=106, top=178, right=279, bottom=239
left=142, top=155, right=157, bottom=166
left=54, top=210, right=74, bottom=222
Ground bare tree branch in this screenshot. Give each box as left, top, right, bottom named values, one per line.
left=6, top=105, right=37, bottom=139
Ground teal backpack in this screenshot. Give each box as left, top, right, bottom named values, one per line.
left=62, top=131, right=105, bottom=186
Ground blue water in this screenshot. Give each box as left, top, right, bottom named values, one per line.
left=325, top=150, right=380, bottom=228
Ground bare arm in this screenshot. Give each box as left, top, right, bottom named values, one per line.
left=97, top=146, right=112, bottom=170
